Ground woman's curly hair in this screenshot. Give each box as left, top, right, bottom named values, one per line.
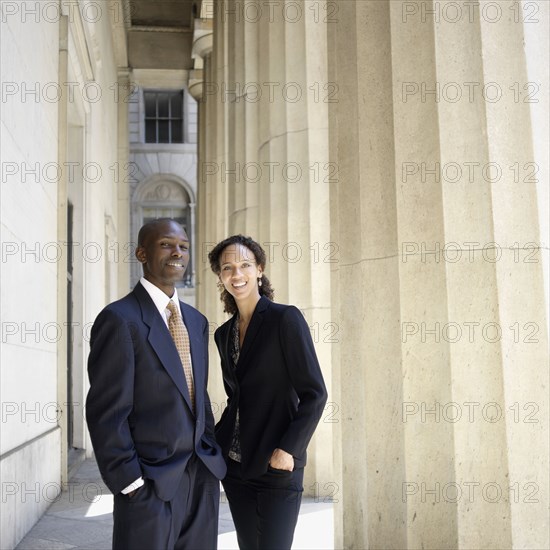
left=208, top=235, right=274, bottom=315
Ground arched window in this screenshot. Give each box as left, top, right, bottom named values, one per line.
left=131, top=176, right=196, bottom=288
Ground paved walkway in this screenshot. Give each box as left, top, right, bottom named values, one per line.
left=15, top=460, right=334, bottom=550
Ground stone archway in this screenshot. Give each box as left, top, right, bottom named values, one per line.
left=131, top=175, right=196, bottom=288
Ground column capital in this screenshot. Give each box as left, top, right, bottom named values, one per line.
left=192, top=19, right=213, bottom=60
left=187, top=69, right=204, bottom=101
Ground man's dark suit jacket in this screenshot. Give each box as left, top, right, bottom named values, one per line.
left=86, top=282, right=226, bottom=502
left=214, top=296, right=328, bottom=479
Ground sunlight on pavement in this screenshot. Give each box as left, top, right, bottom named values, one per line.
left=218, top=500, right=334, bottom=550
left=84, top=494, right=114, bottom=518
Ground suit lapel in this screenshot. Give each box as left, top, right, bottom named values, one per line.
left=133, top=284, right=193, bottom=412
left=237, top=296, right=269, bottom=369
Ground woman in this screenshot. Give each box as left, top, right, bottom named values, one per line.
left=208, top=235, right=328, bottom=550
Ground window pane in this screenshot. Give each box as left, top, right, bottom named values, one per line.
left=145, top=120, right=157, bottom=143
left=143, top=90, right=185, bottom=144
left=171, top=93, right=183, bottom=118
left=144, top=93, right=156, bottom=117
left=158, top=120, right=169, bottom=143
left=158, top=94, right=169, bottom=117
left=171, top=121, right=183, bottom=143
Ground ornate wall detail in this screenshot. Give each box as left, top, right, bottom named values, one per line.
left=142, top=181, right=188, bottom=203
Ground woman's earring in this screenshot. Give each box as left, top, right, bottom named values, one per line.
left=217, top=281, right=224, bottom=291
left=258, top=277, right=263, bottom=288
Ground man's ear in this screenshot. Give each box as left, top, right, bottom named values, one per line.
left=135, top=246, right=146, bottom=264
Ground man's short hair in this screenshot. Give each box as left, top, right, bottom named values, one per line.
left=137, top=218, right=185, bottom=247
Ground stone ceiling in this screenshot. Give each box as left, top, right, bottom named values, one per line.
left=127, top=0, right=198, bottom=71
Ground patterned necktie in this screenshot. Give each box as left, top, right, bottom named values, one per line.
left=166, top=300, right=195, bottom=412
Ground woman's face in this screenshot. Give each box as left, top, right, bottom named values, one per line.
left=219, top=244, right=262, bottom=304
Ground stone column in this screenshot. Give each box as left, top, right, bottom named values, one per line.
left=329, top=0, right=549, bottom=548
left=524, top=1, right=549, bottom=321
left=189, top=18, right=211, bottom=316
left=428, top=2, right=510, bottom=547
left=478, top=2, right=549, bottom=546
left=255, top=3, right=289, bottom=297
left=390, top=0, right=459, bottom=545
left=328, top=1, right=406, bottom=547
left=196, top=0, right=334, bottom=495
left=226, top=0, right=246, bottom=233
left=193, top=6, right=231, bottom=412
left=187, top=202, right=195, bottom=286
left=242, top=0, right=260, bottom=236
left=280, top=0, right=333, bottom=498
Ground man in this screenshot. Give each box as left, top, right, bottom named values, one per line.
left=86, top=218, right=226, bottom=549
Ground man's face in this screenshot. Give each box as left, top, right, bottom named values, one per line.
left=136, top=221, right=190, bottom=296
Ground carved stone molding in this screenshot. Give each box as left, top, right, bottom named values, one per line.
left=192, top=19, right=213, bottom=60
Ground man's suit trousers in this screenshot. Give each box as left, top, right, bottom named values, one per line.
left=112, top=455, right=220, bottom=550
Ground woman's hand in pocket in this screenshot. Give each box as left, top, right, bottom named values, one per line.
left=269, top=448, right=294, bottom=471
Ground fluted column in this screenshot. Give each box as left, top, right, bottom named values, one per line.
left=190, top=16, right=212, bottom=317
left=197, top=0, right=333, bottom=496
left=390, top=0, right=458, bottom=545
left=329, top=1, right=406, bottom=547
left=429, top=3, right=510, bottom=547
left=191, top=8, right=229, bottom=408
left=226, top=0, right=246, bottom=233
left=329, top=0, right=549, bottom=548
left=256, top=2, right=289, bottom=297
left=242, top=0, right=260, bottom=236
left=280, top=0, right=333, bottom=497
left=478, top=2, right=549, bottom=546
left=189, top=202, right=196, bottom=287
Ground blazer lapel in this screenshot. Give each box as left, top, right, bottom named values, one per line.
left=133, top=284, right=193, bottom=410
left=223, top=315, right=237, bottom=365
left=219, top=315, right=238, bottom=390
left=237, top=296, right=269, bottom=369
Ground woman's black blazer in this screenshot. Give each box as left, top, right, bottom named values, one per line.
left=214, top=296, right=328, bottom=479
